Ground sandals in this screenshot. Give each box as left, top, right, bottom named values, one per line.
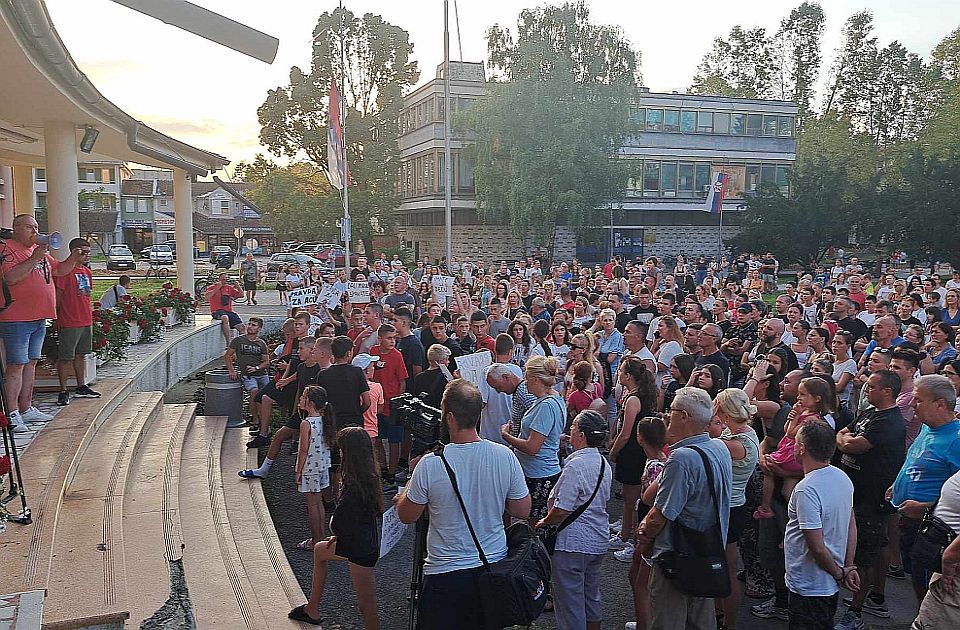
left=288, top=604, right=322, bottom=626
left=296, top=538, right=314, bottom=550
left=238, top=469, right=264, bottom=479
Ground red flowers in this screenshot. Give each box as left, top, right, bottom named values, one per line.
left=0, top=455, right=10, bottom=476
left=161, top=307, right=169, bottom=316
left=96, top=338, right=108, bottom=349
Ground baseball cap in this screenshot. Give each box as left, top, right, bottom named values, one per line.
left=352, top=353, right=375, bottom=370
left=736, top=304, right=753, bottom=314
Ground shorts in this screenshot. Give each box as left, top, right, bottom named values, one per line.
left=526, top=473, right=562, bottom=522
left=241, top=374, right=271, bottom=392
left=285, top=413, right=304, bottom=431
left=418, top=567, right=485, bottom=630
left=853, top=507, right=887, bottom=568
left=377, top=412, right=403, bottom=444
left=728, top=503, right=752, bottom=545
left=788, top=591, right=838, bottom=630
left=899, top=517, right=930, bottom=591
left=243, top=279, right=257, bottom=291
left=212, top=309, right=242, bottom=328
left=58, top=325, right=92, bottom=361
left=0, top=319, right=46, bottom=365
left=762, top=273, right=775, bottom=283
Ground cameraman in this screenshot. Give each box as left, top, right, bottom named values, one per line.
left=396, top=379, right=530, bottom=630
left=205, top=272, right=244, bottom=348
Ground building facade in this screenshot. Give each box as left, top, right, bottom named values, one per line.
left=32, top=161, right=129, bottom=246
left=396, top=63, right=797, bottom=263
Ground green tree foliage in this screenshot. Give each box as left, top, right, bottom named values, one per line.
left=466, top=2, right=639, bottom=255
left=774, top=2, right=825, bottom=123
left=691, top=26, right=776, bottom=99
left=256, top=7, right=418, bottom=256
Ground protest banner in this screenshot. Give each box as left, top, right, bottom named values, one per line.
left=432, top=275, right=455, bottom=304
left=347, top=281, right=371, bottom=303
left=455, top=350, right=493, bottom=388
left=317, top=283, right=343, bottom=309
left=288, top=285, right=318, bottom=308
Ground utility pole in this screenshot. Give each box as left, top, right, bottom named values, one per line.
left=443, top=0, right=453, bottom=269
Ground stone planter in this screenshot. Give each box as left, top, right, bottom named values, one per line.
left=34, top=354, right=98, bottom=391
left=128, top=322, right=141, bottom=344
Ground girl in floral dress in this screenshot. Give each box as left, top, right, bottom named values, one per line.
left=296, top=385, right=335, bottom=550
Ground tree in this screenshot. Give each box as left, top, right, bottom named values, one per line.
left=256, top=7, right=419, bottom=256
left=466, top=1, right=639, bottom=255
left=773, top=2, right=825, bottom=124
left=690, top=26, right=776, bottom=98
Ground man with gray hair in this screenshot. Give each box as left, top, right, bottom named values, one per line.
left=636, top=387, right=733, bottom=629
left=487, top=359, right=536, bottom=437
left=696, top=322, right=730, bottom=386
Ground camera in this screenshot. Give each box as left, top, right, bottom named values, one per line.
left=391, top=393, right=444, bottom=458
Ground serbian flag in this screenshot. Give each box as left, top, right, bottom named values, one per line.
left=704, top=172, right=729, bottom=213
left=326, top=78, right=350, bottom=190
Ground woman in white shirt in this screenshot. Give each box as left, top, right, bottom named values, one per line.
left=830, top=330, right=858, bottom=404
left=653, top=315, right=686, bottom=389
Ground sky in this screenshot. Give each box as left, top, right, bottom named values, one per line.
left=44, top=0, right=960, bottom=173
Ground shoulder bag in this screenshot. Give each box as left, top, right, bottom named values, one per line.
left=657, top=444, right=731, bottom=598
left=540, top=457, right=606, bottom=555
left=438, top=448, right=551, bottom=629
left=912, top=502, right=957, bottom=575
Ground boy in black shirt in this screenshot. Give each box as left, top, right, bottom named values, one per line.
left=317, top=335, right=371, bottom=488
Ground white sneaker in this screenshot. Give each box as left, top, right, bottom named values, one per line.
left=625, top=623, right=637, bottom=630
left=22, top=406, right=53, bottom=423
left=614, top=545, right=635, bottom=563
left=9, top=411, right=30, bottom=433
left=608, top=534, right=629, bottom=551
left=609, top=519, right=622, bottom=534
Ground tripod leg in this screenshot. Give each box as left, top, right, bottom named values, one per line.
left=0, top=369, right=31, bottom=523
left=1, top=422, right=18, bottom=503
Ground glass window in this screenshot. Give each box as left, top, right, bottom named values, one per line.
left=745, top=165, right=761, bottom=192
left=697, top=111, right=713, bottom=133
left=678, top=163, right=695, bottom=197
left=680, top=111, right=696, bottom=133
left=629, top=107, right=645, bottom=126
left=663, top=110, right=680, bottom=132
left=643, top=161, right=660, bottom=194
left=776, top=166, right=790, bottom=194
left=34, top=168, right=46, bottom=181
left=746, top=114, right=763, bottom=136
left=761, top=165, right=777, bottom=187
left=763, top=115, right=779, bottom=136
left=458, top=155, right=474, bottom=190
left=695, top=164, right=711, bottom=197
left=646, top=109, right=663, bottom=132
left=713, top=113, right=730, bottom=134
left=627, top=161, right=642, bottom=195
left=779, top=116, right=794, bottom=137
left=730, top=114, right=745, bottom=135
left=35, top=192, right=46, bottom=209
left=660, top=161, right=677, bottom=196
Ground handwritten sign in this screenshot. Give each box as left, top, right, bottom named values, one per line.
left=379, top=506, right=409, bottom=559
left=287, top=286, right=318, bottom=308
left=347, top=281, right=371, bottom=304
left=455, top=350, right=493, bottom=388
left=432, top=275, right=455, bottom=302
left=317, top=283, right=343, bottom=309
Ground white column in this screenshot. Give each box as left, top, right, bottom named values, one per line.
left=12, top=165, right=35, bottom=218
left=0, top=165, right=13, bottom=227
left=173, top=168, right=194, bottom=293
left=44, top=121, right=80, bottom=260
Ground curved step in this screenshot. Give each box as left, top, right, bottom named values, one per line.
left=43, top=391, right=165, bottom=625
left=121, top=403, right=196, bottom=626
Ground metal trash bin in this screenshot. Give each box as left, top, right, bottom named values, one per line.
left=204, top=369, right=245, bottom=428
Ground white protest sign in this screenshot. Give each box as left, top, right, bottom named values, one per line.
left=347, top=281, right=371, bottom=303
left=317, top=283, right=343, bottom=309
left=287, top=285, right=318, bottom=308
left=455, top=350, right=493, bottom=388
left=379, top=505, right=409, bottom=559
left=432, top=275, right=455, bottom=302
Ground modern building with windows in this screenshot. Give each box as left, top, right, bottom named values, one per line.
left=32, top=161, right=129, bottom=246
left=396, top=62, right=797, bottom=262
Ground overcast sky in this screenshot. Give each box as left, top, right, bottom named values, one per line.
left=45, top=0, right=959, bottom=171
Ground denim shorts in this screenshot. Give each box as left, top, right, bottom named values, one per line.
left=212, top=309, right=242, bottom=328
left=0, top=319, right=47, bottom=365
left=241, top=374, right=271, bottom=392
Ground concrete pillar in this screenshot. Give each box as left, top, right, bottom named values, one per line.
left=43, top=121, right=80, bottom=260
left=12, top=165, right=34, bottom=218
left=0, top=165, right=13, bottom=227
left=173, top=168, right=194, bottom=294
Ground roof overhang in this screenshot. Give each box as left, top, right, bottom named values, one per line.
left=0, top=0, right=229, bottom=175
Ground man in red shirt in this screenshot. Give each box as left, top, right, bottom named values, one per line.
left=54, top=238, right=99, bottom=405
left=205, top=273, right=244, bottom=348
left=470, top=310, right=496, bottom=354
left=0, top=215, right=83, bottom=431
left=370, top=323, right=408, bottom=483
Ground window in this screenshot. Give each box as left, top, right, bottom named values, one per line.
left=745, top=165, right=761, bottom=193
left=713, top=113, right=730, bottom=134
left=660, top=161, right=677, bottom=197
left=663, top=110, right=680, bottom=133
left=646, top=109, right=663, bottom=132
left=730, top=114, right=745, bottom=135
left=160, top=198, right=167, bottom=207
left=35, top=168, right=46, bottom=181
left=626, top=161, right=643, bottom=195
left=697, top=112, right=713, bottom=133
left=776, top=166, right=790, bottom=195
left=746, top=114, right=763, bottom=136
left=695, top=164, right=711, bottom=197
left=629, top=107, right=645, bottom=126
left=216, top=199, right=230, bottom=216
left=680, top=111, right=696, bottom=133
left=678, top=163, right=695, bottom=197
left=35, top=192, right=46, bottom=209
left=643, top=161, right=660, bottom=195
left=763, top=115, right=778, bottom=136
left=779, top=116, right=794, bottom=137
left=761, top=165, right=777, bottom=187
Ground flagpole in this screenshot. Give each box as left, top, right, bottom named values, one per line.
left=443, top=0, right=453, bottom=271
left=717, top=205, right=723, bottom=263
left=339, top=2, right=351, bottom=280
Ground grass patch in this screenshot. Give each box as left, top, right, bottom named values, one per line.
left=92, top=277, right=168, bottom=302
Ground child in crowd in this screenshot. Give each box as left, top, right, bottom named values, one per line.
left=353, top=354, right=383, bottom=452
left=295, top=385, right=335, bottom=550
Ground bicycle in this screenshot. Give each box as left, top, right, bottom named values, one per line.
left=145, top=261, right=170, bottom=279
left=194, top=270, right=221, bottom=302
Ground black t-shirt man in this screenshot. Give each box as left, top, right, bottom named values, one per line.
left=696, top=350, right=731, bottom=386
left=629, top=304, right=658, bottom=327
left=316, top=363, right=370, bottom=429
left=614, top=310, right=633, bottom=333
left=397, top=333, right=426, bottom=393
left=839, top=406, right=906, bottom=511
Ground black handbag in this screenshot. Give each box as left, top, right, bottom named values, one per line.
left=438, top=449, right=551, bottom=629
left=912, top=503, right=957, bottom=575
left=657, top=445, right=731, bottom=598
left=541, top=458, right=607, bottom=555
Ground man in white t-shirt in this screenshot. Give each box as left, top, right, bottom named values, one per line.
left=784, top=422, right=860, bottom=629
left=397, top=379, right=531, bottom=630
left=98, top=274, right=130, bottom=309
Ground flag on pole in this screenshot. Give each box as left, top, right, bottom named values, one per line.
left=704, top=172, right=729, bottom=214
left=326, top=78, right=349, bottom=190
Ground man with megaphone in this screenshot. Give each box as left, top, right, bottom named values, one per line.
left=0, top=214, right=84, bottom=433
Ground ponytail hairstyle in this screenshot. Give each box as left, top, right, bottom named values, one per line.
left=336, top=426, right=383, bottom=514
left=572, top=360, right=594, bottom=393
left=525, top=355, right=561, bottom=389
left=303, top=385, right=337, bottom=447
left=532, top=319, right=552, bottom=356
left=620, top=355, right=657, bottom=412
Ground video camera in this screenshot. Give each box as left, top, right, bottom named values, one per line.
left=391, top=392, right=444, bottom=458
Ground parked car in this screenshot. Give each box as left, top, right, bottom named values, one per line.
left=105, top=244, right=136, bottom=271
left=313, top=245, right=360, bottom=268
left=210, top=245, right=236, bottom=260
left=265, top=253, right=328, bottom=282
left=141, top=244, right=174, bottom=265
left=281, top=241, right=302, bottom=252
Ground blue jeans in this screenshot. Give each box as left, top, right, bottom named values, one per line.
left=0, top=319, right=46, bottom=364
left=552, top=551, right=604, bottom=629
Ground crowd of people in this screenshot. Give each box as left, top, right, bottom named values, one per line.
left=212, top=248, right=960, bottom=630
